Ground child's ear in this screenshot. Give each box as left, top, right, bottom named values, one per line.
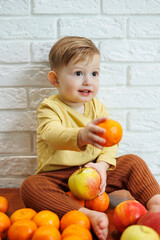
left=48, top=71, right=59, bottom=87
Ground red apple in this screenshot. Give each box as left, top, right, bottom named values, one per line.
left=137, top=212, right=160, bottom=235
left=68, top=167, right=100, bottom=200
left=113, top=200, right=147, bottom=232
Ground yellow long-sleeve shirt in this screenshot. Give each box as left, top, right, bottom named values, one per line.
left=36, top=94, right=118, bottom=174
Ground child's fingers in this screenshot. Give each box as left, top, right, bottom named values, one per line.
left=88, top=132, right=106, bottom=145
left=92, top=125, right=106, bottom=134
left=92, top=117, right=107, bottom=125
left=89, top=140, right=104, bottom=150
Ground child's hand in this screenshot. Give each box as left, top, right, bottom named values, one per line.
left=85, top=161, right=109, bottom=195
left=77, top=117, right=107, bottom=150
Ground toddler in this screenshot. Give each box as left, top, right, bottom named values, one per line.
left=20, top=36, right=160, bottom=240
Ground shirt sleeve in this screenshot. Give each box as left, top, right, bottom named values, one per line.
left=96, top=144, right=118, bottom=170
left=37, top=103, right=82, bottom=152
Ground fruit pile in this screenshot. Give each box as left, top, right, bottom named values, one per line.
left=113, top=200, right=160, bottom=240
left=0, top=196, right=94, bottom=240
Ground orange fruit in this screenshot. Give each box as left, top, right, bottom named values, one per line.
left=8, top=219, right=37, bottom=240
left=0, top=197, right=8, bottom=213
left=33, top=210, right=60, bottom=229
left=85, top=192, right=110, bottom=212
left=10, top=208, right=37, bottom=224
left=61, top=224, right=93, bottom=240
left=66, top=191, right=84, bottom=206
left=32, top=225, right=61, bottom=240
left=97, top=119, right=123, bottom=147
left=60, top=210, right=91, bottom=232
left=0, top=212, right=11, bottom=236
left=63, top=236, right=82, bottom=240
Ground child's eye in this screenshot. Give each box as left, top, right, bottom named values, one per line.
left=92, top=71, right=98, bottom=77
left=74, top=71, right=83, bottom=76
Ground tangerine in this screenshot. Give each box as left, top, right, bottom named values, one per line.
left=33, top=210, right=60, bottom=229
left=0, top=212, right=11, bottom=235
left=0, top=197, right=8, bottom=213
left=61, top=224, right=93, bottom=240
left=63, top=236, right=82, bottom=240
left=60, top=210, right=91, bottom=232
left=32, top=225, right=61, bottom=240
left=7, top=219, right=37, bottom=240
left=66, top=191, right=84, bottom=206
left=85, top=192, right=110, bottom=212
left=97, top=119, right=123, bottom=147
left=10, top=208, right=37, bottom=224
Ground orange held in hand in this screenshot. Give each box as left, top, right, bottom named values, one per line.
left=85, top=192, right=110, bottom=212
left=0, top=196, right=8, bottom=213
left=60, top=210, right=91, bottom=232
left=97, top=119, right=123, bottom=147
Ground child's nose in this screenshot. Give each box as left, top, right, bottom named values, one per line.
left=83, top=74, right=91, bottom=85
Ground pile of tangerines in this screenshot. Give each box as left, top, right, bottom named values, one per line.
left=0, top=192, right=110, bottom=240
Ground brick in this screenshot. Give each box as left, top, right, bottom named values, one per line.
left=0, top=156, right=37, bottom=176
left=59, top=17, right=126, bottom=38
left=0, top=17, right=57, bottom=39
left=0, top=64, right=50, bottom=87
left=100, top=63, right=126, bottom=86
left=103, top=0, right=160, bottom=14
left=128, top=110, right=160, bottom=131
left=100, top=40, right=160, bottom=62
left=154, top=175, right=160, bottom=184
left=33, top=0, right=100, bottom=14
left=108, top=109, right=127, bottom=130
left=29, top=88, right=58, bottom=109
left=128, top=64, right=160, bottom=86
left=0, top=111, right=37, bottom=131
left=0, top=133, right=31, bottom=153
left=129, top=16, right=160, bottom=38
left=31, top=42, right=55, bottom=62
left=0, top=177, right=26, bottom=188
left=0, top=0, right=29, bottom=15
left=0, top=42, right=29, bottom=63
left=97, top=87, right=160, bottom=109
left=0, top=88, right=27, bottom=109
left=120, top=131, right=160, bottom=153
left=33, top=133, right=37, bottom=154
left=138, top=153, right=160, bottom=175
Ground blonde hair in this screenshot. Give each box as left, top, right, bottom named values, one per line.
left=49, top=36, right=99, bottom=70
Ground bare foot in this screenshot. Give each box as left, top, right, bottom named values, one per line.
left=146, top=194, right=160, bottom=212
left=79, top=207, right=108, bottom=240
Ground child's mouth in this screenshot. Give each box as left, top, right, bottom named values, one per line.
left=78, top=90, right=91, bottom=96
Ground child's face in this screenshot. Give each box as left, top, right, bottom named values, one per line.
left=56, top=54, right=100, bottom=106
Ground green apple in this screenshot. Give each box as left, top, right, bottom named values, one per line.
left=68, top=167, right=100, bottom=200
left=120, top=225, right=160, bottom=240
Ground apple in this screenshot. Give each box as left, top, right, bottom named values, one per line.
left=137, top=212, right=160, bottom=235
left=68, top=167, right=101, bottom=200
left=120, top=225, right=159, bottom=240
left=113, top=200, right=147, bottom=232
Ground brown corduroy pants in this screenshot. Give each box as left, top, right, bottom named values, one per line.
left=20, top=154, right=160, bottom=218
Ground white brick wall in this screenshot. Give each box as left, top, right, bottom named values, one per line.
left=0, top=0, right=160, bottom=187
